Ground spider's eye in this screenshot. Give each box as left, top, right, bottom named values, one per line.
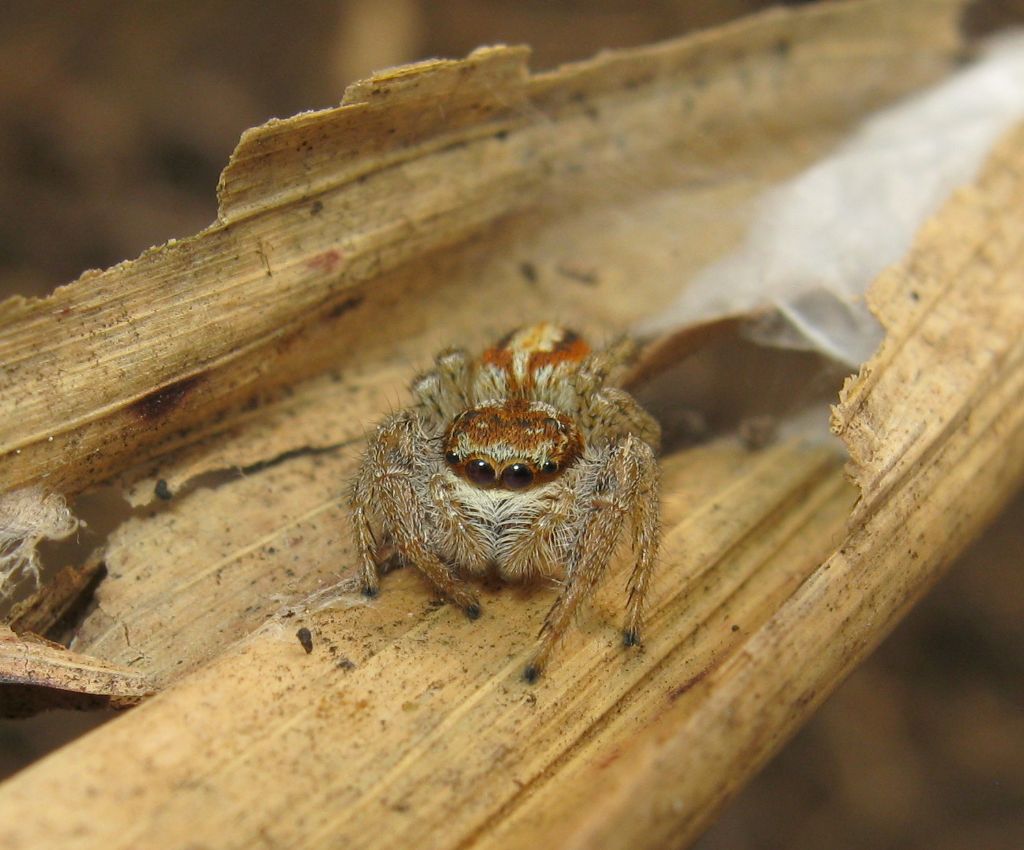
left=444, top=451, right=460, bottom=465
left=541, top=461, right=558, bottom=474
left=502, top=463, right=534, bottom=489
left=466, top=459, right=496, bottom=486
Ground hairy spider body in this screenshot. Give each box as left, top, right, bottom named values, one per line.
left=350, top=323, right=660, bottom=679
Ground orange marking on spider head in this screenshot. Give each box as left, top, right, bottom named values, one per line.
left=443, top=400, right=584, bottom=489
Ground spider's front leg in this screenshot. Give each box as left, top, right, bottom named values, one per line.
left=524, top=434, right=659, bottom=681
left=350, top=411, right=481, bottom=618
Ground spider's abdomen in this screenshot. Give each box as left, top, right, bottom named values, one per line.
left=478, top=323, right=589, bottom=399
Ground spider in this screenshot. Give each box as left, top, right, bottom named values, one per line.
left=349, top=323, right=661, bottom=681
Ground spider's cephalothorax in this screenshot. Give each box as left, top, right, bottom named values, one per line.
left=442, top=400, right=583, bottom=491
left=350, top=323, right=660, bottom=680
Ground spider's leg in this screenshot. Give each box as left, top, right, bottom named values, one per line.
left=524, top=435, right=659, bottom=680
left=350, top=412, right=480, bottom=616
left=582, top=387, right=661, bottom=452
left=623, top=443, right=660, bottom=645
left=410, top=347, right=474, bottom=429
left=390, top=515, right=481, bottom=618
left=351, top=501, right=381, bottom=597
left=428, top=472, right=491, bottom=575
left=579, top=335, right=636, bottom=387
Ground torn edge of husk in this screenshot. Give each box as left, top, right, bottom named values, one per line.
left=831, top=117, right=1024, bottom=517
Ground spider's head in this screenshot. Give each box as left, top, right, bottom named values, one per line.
left=442, top=400, right=583, bottom=491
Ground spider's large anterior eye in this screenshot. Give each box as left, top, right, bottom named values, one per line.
left=466, top=459, right=496, bottom=486
left=502, top=463, right=534, bottom=489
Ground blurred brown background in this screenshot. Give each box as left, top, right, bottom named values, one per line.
left=1, top=2, right=1021, bottom=847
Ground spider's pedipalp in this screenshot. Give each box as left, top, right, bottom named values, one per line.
left=498, top=483, right=577, bottom=581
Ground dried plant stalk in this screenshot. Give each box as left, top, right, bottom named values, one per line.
left=0, top=439, right=855, bottom=845
left=5, top=3, right=1021, bottom=850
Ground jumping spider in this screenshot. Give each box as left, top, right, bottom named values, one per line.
left=350, top=323, right=660, bottom=680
